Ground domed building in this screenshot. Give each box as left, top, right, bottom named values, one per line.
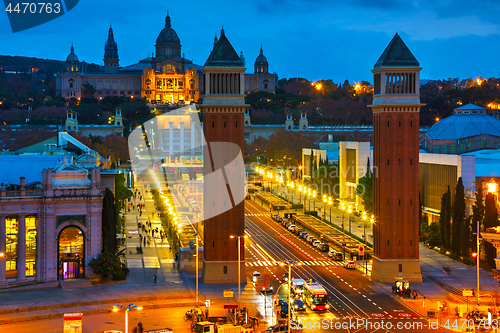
left=155, top=11, right=182, bottom=62
left=244, top=45, right=277, bottom=94
left=56, top=12, right=277, bottom=104
left=420, top=103, right=500, bottom=153
left=65, top=44, right=79, bottom=73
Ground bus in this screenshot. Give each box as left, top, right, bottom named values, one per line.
left=303, top=282, right=329, bottom=310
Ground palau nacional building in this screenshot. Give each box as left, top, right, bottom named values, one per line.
left=56, top=12, right=277, bottom=103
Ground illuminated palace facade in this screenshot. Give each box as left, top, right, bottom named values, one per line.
left=56, top=13, right=277, bottom=104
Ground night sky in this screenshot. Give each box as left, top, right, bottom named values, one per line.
left=1, top=0, right=499, bottom=83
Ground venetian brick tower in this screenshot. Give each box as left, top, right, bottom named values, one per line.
left=370, top=33, right=423, bottom=282
left=202, top=28, right=247, bottom=283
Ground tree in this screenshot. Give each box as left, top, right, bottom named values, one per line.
left=439, top=186, right=452, bottom=249
left=471, top=183, right=485, bottom=253
left=82, top=83, right=96, bottom=97
left=88, top=252, right=128, bottom=280
left=102, top=188, right=117, bottom=254
left=461, top=216, right=471, bottom=257
left=451, top=177, right=465, bottom=255
left=484, top=193, right=499, bottom=269
left=355, top=173, right=373, bottom=213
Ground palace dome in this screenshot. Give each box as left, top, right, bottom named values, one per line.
left=156, top=12, right=180, bottom=45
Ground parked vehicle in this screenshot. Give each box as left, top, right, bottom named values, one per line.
left=319, top=243, right=330, bottom=252
left=252, top=271, right=262, bottom=285
left=262, top=325, right=288, bottom=332
left=295, top=228, right=303, bottom=235
left=328, top=249, right=337, bottom=258
left=300, top=232, right=308, bottom=238
left=287, top=224, right=295, bottom=231
left=312, top=241, right=321, bottom=248
left=333, top=252, right=343, bottom=261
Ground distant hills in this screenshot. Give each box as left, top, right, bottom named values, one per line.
left=0, top=55, right=101, bottom=77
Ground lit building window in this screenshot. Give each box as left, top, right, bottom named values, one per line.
left=6, top=217, right=18, bottom=279
left=26, top=216, right=37, bottom=277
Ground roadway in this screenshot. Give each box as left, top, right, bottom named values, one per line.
left=243, top=199, right=450, bottom=332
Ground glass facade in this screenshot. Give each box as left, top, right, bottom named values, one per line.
left=6, top=217, right=17, bottom=279
left=25, top=216, right=37, bottom=277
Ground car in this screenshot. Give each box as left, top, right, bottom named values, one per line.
left=300, top=232, right=307, bottom=238
left=315, top=242, right=323, bottom=249
left=328, top=249, right=337, bottom=258
left=262, top=325, right=288, bottom=332
left=295, top=228, right=303, bottom=235
left=310, top=238, right=318, bottom=245
left=344, top=261, right=356, bottom=269
left=312, top=241, right=320, bottom=247
left=293, top=298, right=306, bottom=311
left=319, top=243, right=330, bottom=252
left=333, top=252, right=343, bottom=261
left=252, top=271, right=262, bottom=284
left=287, top=224, right=295, bottom=231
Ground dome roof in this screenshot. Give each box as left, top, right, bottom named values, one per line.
left=425, top=104, right=500, bottom=140
left=66, top=44, right=79, bottom=63
left=255, top=46, right=268, bottom=64
left=156, top=12, right=180, bottom=45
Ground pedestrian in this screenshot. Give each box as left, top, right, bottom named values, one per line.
left=153, top=274, right=157, bottom=284
left=143, top=238, right=146, bottom=246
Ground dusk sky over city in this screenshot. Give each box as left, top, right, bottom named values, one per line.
left=2, top=0, right=500, bottom=82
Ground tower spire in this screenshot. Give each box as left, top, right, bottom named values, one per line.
left=165, top=10, right=171, bottom=28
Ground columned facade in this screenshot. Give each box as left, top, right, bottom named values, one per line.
left=0, top=162, right=103, bottom=286
left=369, top=33, right=423, bottom=282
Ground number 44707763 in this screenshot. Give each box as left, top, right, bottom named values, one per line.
left=5, top=3, right=61, bottom=14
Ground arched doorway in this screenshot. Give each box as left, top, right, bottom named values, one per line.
left=58, top=226, right=85, bottom=279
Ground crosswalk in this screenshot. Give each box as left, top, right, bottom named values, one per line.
left=245, top=213, right=269, bottom=217
left=245, top=260, right=343, bottom=267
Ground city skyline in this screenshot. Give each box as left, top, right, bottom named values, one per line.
left=1, top=0, right=499, bottom=82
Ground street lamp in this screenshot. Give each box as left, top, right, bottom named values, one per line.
left=472, top=220, right=481, bottom=305
left=230, top=234, right=248, bottom=311
left=348, top=206, right=352, bottom=234
left=113, top=303, right=143, bottom=333
left=322, top=195, right=327, bottom=221
left=278, top=260, right=302, bottom=333
left=361, top=212, right=369, bottom=274
left=341, top=204, right=346, bottom=258
left=193, top=233, right=200, bottom=305
left=327, top=197, right=333, bottom=224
